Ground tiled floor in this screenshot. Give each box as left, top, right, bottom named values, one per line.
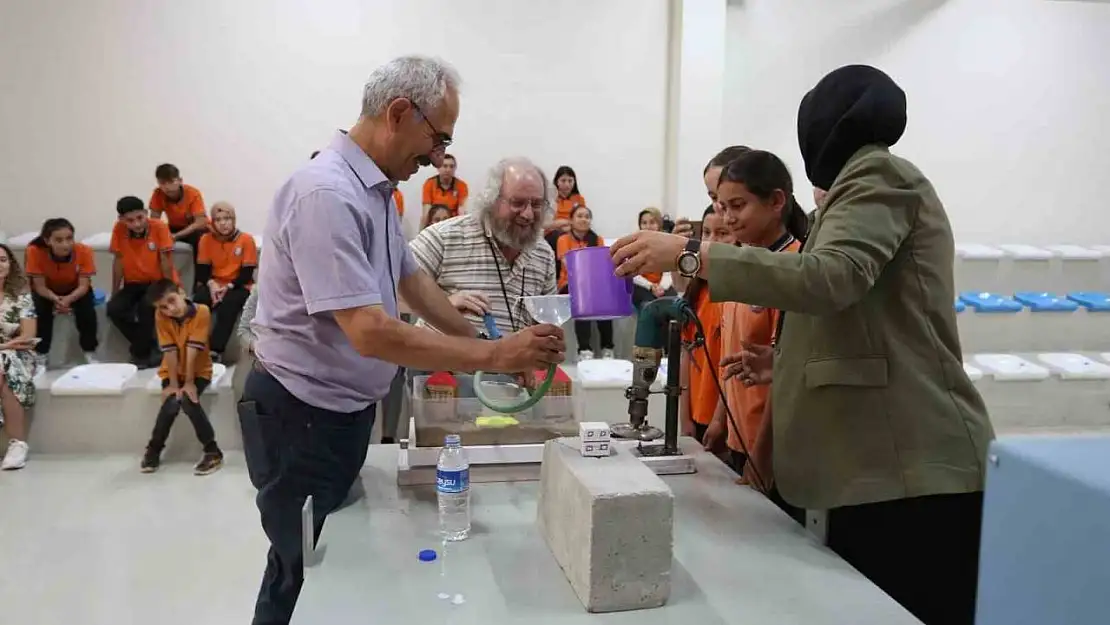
left=0, top=452, right=267, bottom=625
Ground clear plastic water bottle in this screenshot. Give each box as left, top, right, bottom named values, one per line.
left=436, top=434, right=471, bottom=541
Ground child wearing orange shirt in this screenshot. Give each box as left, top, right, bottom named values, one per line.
left=632, top=208, right=676, bottom=309
left=24, top=218, right=99, bottom=369
left=546, top=166, right=587, bottom=253
left=141, top=279, right=224, bottom=475
left=194, top=201, right=258, bottom=360
left=421, top=154, right=468, bottom=219
left=555, top=206, right=614, bottom=360
left=422, top=204, right=453, bottom=230
left=107, top=196, right=178, bottom=368
left=150, top=164, right=207, bottom=281
left=702, top=150, right=810, bottom=486
left=679, top=206, right=734, bottom=443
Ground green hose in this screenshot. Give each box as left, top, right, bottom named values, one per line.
left=473, top=363, right=557, bottom=413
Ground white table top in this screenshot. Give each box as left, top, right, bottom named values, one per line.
left=293, top=442, right=920, bottom=624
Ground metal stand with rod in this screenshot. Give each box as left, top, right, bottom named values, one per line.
left=611, top=297, right=698, bottom=475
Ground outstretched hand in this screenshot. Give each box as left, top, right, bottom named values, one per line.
left=610, top=230, right=691, bottom=278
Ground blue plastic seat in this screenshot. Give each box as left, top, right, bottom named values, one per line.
left=1067, top=291, right=1110, bottom=312
left=92, top=288, right=107, bottom=307
left=958, top=292, right=1023, bottom=313
left=955, top=300, right=966, bottom=313
left=1013, top=292, right=1079, bottom=313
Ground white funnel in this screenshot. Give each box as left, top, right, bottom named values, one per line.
left=521, top=295, right=573, bottom=327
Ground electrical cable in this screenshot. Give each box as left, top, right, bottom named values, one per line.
left=686, top=312, right=769, bottom=494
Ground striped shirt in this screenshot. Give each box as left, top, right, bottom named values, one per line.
left=409, top=213, right=557, bottom=337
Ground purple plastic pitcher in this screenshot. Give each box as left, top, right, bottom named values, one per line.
left=564, top=246, right=634, bottom=320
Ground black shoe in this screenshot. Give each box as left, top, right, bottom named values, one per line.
left=194, top=451, right=224, bottom=476
left=211, top=352, right=223, bottom=365
left=131, top=354, right=159, bottom=369
left=140, top=449, right=161, bottom=473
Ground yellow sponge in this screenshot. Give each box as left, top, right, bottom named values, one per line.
left=475, top=415, right=520, bottom=428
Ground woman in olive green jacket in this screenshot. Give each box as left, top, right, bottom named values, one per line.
left=611, top=65, right=993, bottom=625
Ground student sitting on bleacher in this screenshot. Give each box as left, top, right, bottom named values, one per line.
left=193, top=201, right=258, bottom=362
left=632, top=207, right=676, bottom=309
left=24, top=218, right=99, bottom=372
left=107, top=196, right=178, bottom=368
left=422, top=203, right=453, bottom=230
left=149, top=163, right=208, bottom=284
left=140, top=279, right=224, bottom=475
left=556, top=205, right=614, bottom=360
left=0, top=243, right=36, bottom=470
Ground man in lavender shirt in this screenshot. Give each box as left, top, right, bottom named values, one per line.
left=239, top=56, right=566, bottom=625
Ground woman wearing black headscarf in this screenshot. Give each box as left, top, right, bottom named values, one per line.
left=610, top=65, right=994, bottom=624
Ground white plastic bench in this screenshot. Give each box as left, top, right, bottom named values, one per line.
left=956, top=243, right=1006, bottom=259
left=1034, top=353, right=1110, bottom=428
left=963, top=362, right=983, bottom=382
left=1046, top=245, right=1103, bottom=260
left=971, top=354, right=1054, bottom=430
left=1036, top=353, right=1110, bottom=380
left=5, top=231, right=38, bottom=249
left=50, top=363, right=138, bottom=396
left=972, top=354, right=1049, bottom=381
left=81, top=232, right=112, bottom=251
left=998, top=244, right=1054, bottom=261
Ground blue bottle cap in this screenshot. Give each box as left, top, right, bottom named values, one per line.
left=418, top=549, right=437, bottom=562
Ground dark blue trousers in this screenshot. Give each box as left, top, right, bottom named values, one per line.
left=239, top=366, right=375, bottom=625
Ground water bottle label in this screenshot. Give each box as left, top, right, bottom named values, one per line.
left=436, top=468, right=469, bottom=494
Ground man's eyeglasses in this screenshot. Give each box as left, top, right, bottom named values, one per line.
left=501, top=197, right=547, bottom=213
left=411, top=101, right=453, bottom=149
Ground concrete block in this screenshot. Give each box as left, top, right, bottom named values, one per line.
left=537, top=438, right=674, bottom=613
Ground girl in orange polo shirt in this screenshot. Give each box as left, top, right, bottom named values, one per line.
left=545, top=166, right=587, bottom=253
left=194, top=202, right=258, bottom=361
left=422, top=204, right=453, bottom=230
left=24, top=218, right=100, bottom=370
left=679, top=205, right=735, bottom=444
left=556, top=206, right=614, bottom=360
left=702, top=150, right=810, bottom=485
left=632, top=208, right=676, bottom=310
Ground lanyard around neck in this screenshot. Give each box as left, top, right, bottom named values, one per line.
left=485, top=234, right=524, bottom=333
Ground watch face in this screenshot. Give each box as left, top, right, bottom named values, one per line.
left=678, top=253, right=698, bottom=274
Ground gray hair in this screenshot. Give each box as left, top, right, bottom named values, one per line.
left=469, top=157, right=555, bottom=224
left=361, top=56, right=462, bottom=117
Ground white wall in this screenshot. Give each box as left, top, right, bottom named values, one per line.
left=725, top=0, right=1110, bottom=245
left=0, top=0, right=668, bottom=242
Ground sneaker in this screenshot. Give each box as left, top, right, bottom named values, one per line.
left=194, top=452, right=224, bottom=476
left=577, top=350, right=594, bottom=362
left=601, top=349, right=615, bottom=360
left=140, top=449, right=161, bottom=473
left=84, top=352, right=99, bottom=364
left=1, top=439, right=29, bottom=470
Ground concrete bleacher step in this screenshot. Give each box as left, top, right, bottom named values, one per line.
left=971, top=353, right=1110, bottom=431
left=28, top=363, right=241, bottom=460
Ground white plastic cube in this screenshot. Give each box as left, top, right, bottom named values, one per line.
left=579, top=421, right=611, bottom=442
left=580, top=440, right=612, bottom=458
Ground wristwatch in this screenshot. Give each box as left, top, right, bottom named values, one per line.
left=676, top=238, right=702, bottom=278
